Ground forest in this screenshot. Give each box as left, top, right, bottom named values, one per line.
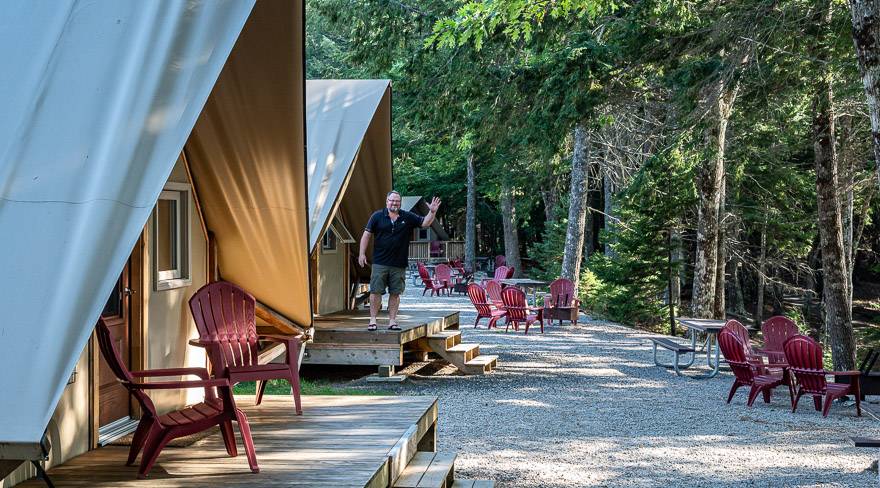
left=307, top=0, right=880, bottom=372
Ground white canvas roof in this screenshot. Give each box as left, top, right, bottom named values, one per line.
left=306, top=80, right=392, bottom=251
left=0, top=0, right=254, bottom=454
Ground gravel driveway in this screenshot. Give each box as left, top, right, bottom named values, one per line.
left=364, top=286, right=879, bottom=487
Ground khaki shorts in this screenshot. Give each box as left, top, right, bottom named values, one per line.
left=370, top=264, right=407, bottom=295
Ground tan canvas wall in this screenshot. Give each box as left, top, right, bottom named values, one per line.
left=0, top=348, right=90, bottom=487
left=185, top=0, right=311, bottom=328
left=338, top=87, right=393, bottom=282
left=142, top=156, right=209, bottom=412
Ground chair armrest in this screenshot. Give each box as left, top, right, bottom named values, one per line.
left=829, top=370, right=862, bottom=376
left=130, top=367, right=210, bottom=380
left=260, top=334, right=304, bottom=344
left=129, top=378, right=230, bottom=391
left=188, top=338, right=213, bottom=348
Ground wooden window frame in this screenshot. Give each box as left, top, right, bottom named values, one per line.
left=152, top=182, right=192, bottom=291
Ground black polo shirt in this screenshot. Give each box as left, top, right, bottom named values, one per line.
left=365, top=208, right=425, bottom=268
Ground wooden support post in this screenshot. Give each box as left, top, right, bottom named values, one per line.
left=378, top=365, right=395, bottom=377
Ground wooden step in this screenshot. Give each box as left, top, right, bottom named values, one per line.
left=446, top=343, right=479, bottom=362
left=464, top=355, right=498, bottom=374
left=394, top=451, right=456, bottom=488
left=452, top=481, right=495, bottom=488
left=427, top=330, right=462, bottom=349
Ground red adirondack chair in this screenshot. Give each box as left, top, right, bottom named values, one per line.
left=481, top=265, right=513, bottom=287
left=501, top=286, right=544, bottom=334
left=418, top=262, right=449, bottom=296
left=724, top=319, right=751, bottom=347
left=429, top=240, right=443, bottom=257
left=434, top=263, right=460, bottom=288
left=485, top=279, right=505, bottom=309
left=718, top=324, right=791, bottom=407
left=494, top=254, right=506, bottom=269
left=783, top=335, right=862, bottom=417
left=467, top=283, right=506, bottom=329
left=756, top=316, right=799, bottom=363
left=189, top=281, right=304, bottom=415
left=95, top=318, right=258, bottom=478
left=544, top=278, right=581, bottom=325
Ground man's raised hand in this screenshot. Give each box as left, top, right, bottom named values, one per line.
left=428, top=196, right=441, bottom=213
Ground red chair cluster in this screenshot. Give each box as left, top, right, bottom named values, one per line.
left=95, top=280, right=305, bottom=478
left=718, top=316, right=861, bottom=418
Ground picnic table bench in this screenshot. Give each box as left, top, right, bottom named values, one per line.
left=649, top=337, right=696, bottom=376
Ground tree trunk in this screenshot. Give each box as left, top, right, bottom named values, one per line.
left=670, top=228, right=682, bottom=310
left=733, top=259, right=746, bottom=316
left=692, top=76, right=738, bottom=317
left=847, top=0, right=880, bottom=190
left=500, top=181, right=522, bottom=278
left=814, top=1, right=856, bottom=371
left=561, top=122, right=591, bottom=288
left=713, top=176, right=727, bottom=318
left=603, top=172, right=616, bottom=258
left=465, top=153, right=477, bottom=272
left=541, top=188, right=558, bottom=223
left=755, top=214, right=768, bottom=328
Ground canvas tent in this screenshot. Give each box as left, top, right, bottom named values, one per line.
left=1, top=0, right=313, bottom=471
left=185, top=0, right=312, bottom=330
left=306, top=79, right=393, bottom=261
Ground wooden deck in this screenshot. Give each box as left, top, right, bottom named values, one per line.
left=20, top=395, right=437, bottom=488
left=305, top=309, right=459, bottom=366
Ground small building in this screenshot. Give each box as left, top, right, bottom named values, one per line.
left=401, top=196, right=464, bottom=263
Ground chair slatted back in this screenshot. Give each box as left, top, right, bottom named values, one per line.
left=493, top=266, right=510, bottom=280
left=724, top=319, right=753, bottom=354
left=95, top=318, right=157, bottom=414
left=762, top=316, right=799, bottom=360
left=783, top=334, right=827, bottom=395
left=435, top=264, right=452, bottom=282
left=549, top=278, right=575, bottom=308
left=718, top=327, right=755, bottom=384
left=501, top=286, right=528, bottom=320
left=486, top=280, right=504, bottom=307
left=467, top=284, right=493, bottom=316
left=504, top=267, right=515, bottom=279
left=189, top=281, right=259, bottom=371
left=417, top=262, right=432, bottom=282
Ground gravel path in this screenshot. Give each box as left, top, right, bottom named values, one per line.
left=362, top=286, right=880, bottom=487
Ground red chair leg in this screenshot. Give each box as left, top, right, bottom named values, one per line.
left=813, top=396, right=822, bottom=412
left=855, top=383, right=862, bottom=417
left=290, top=373, right=303, bottom=416
left=126, top=416, right=155, bottom=466
left=235, top=409, right=260, bottom=473
left=220, top=420, right=238, bottom=456
left=762, top=388, right=772, bottom=404
left=474, top=316, right=483, bottom=328
left=726, top=381, right=742, bottom=404
left=746, top=385, right=762, bottom=407
left=255, top=380, right=267, bottom=405
left=822, top=393, right=834, bottom=417
left=138, top=429, right=173, bottom=479
left=792, top=390, right=804, bottom=413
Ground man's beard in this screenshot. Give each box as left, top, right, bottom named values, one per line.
left=389, top=205, right=400, bottom=212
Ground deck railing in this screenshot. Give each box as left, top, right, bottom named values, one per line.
left=408, top=241, right=465, bottom=261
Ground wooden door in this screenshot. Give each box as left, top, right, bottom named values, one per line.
left=98, top=262, right=131, bottom=427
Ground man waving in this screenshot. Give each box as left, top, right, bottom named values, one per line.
left=359, top=191, right=441, bottom=330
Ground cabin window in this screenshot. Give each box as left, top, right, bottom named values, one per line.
left=322, top=230, right=338, bottom=253
left=153, top=182, right=191, bottom=290
left=418, top=228, right=428, bottom=240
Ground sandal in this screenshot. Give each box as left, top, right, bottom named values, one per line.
left=368, top=323, right=377, bottom=331
left=388, top=323, right=401, bottom=331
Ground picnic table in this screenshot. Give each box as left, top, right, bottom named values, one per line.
left=500, top=278, right=549, bottom=306
left=675, top=317, right=752, bottom=378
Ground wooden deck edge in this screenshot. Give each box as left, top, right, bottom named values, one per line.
left=385, top=398, right=439, bottom=487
